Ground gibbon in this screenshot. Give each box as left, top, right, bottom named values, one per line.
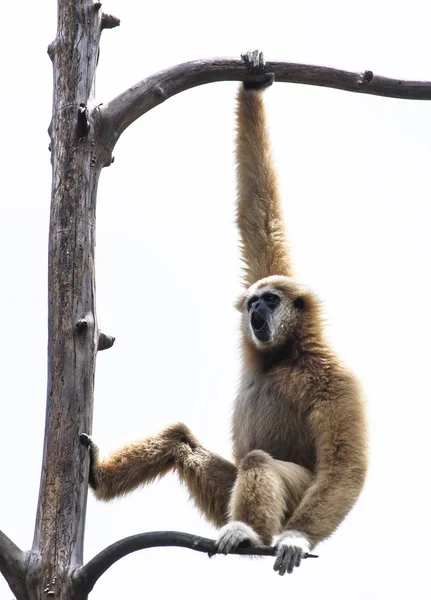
left=80, top=50, right=367, bottom=576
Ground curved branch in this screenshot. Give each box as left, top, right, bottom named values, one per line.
left=74, top=530, right=316, bottom=593
left=0, top=530, right=26, bottom=595
left=100, top=57, right=431, bottom=148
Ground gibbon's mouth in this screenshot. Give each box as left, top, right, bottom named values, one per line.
left=250, top=309, right=271, bottom=343
left=251, top=311, right=266, bottom=332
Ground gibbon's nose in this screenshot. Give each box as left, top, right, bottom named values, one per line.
left=250, top=299, right=268, bottom=319
left=252, top=299, right=264, bottom=311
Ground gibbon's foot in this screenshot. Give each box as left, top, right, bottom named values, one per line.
left=79, top=433, right=93, bottom=448
left=79, top=432, right=99, bottom=490
left=216, top=521, right=261, bottom=554
left=273, top=532, right=311, bottom=576
left=241, top=49, right=275, bottom=91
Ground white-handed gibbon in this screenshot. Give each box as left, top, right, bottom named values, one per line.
left=80, top=50, right=367, bottom=576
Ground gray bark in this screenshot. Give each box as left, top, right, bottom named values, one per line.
left=0, top=531, right=26, bottom=597
left=100, top=60, right=431, bottom=153
left=14, top=0, right=109, bottom=597
left=74, top=531, right=317, bottom=594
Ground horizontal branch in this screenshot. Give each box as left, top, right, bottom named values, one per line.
left=100, top=56, right=431, bottom=148
left=75, top=530, right=317, bottom=593
left=0, top=530, right=26, bottom=595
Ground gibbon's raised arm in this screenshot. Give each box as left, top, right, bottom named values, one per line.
left=235, top=86, right=292, bottom=288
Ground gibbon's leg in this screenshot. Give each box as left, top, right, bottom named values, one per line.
left=236, top=50, right=293, bottom=288
left=80, top=424, right=237, bottom=528
left=217, top=450, right=313, bottom=552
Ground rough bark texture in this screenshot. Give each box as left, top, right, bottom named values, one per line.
left=0, top=531, right=26, bottom=597
left=21, top=1, right=109, bottom=598
left=101, top=60, right=431, bottom=151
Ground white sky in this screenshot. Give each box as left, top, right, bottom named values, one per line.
left=1, top=0, right=431, bottom=598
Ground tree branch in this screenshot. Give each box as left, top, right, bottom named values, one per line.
left=74, top=530, right=317, bottom=593
left=97, top=330, right=115, bottom=351
left=101, top=13, right=120, bottom=29
left=0, top=530, right=26, bottom=595
left=100, top=57, right=431, bottom=148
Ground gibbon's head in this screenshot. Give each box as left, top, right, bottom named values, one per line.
left=236, top=275, right=322, bottom=351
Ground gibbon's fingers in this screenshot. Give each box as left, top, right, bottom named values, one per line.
left=273, top=544, right=303, bottom=575
left=241, top=49, right=264, bottom=73
left=242, top=49, right=275, bottom=91
left=79, top=432, right=99, bottom=490
left=273, top=532, right=310, bottom=575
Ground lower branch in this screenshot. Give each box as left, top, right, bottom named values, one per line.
left=0, top=530, right=27, bottom=595
left=101, top=57, right=431, bottom=149
left=74, top=530, right=317, bottom=593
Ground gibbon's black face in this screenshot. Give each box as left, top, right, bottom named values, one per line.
left=239, top=276, right=316, bottom=350
left=247, top=292, right=280, bottom=343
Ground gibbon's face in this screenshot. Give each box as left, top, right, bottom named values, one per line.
left=237, top=276, right=318, bottom=350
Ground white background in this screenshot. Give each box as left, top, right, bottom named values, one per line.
left=1, top=1, right=431, bottom=598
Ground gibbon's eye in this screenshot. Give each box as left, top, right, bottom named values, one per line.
left=262, top=293, right=280, bottom=307
left=247, top=296, right=259, bottom=311
left=293, top=297, right=305, bottom=310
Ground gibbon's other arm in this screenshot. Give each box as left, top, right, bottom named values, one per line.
left=236, top=51, right=292, bottom=288
left=274, top=389, right=367, bottom=574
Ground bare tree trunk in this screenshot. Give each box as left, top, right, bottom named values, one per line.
left=22, top=1, right=109, bottom=598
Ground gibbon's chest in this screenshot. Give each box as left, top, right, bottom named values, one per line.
left=232, top=370, right=316, bottom=471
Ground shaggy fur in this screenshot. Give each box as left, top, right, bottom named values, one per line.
left=82, top=69, right=367, bottom=574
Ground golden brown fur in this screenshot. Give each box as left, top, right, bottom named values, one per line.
left=235, top=88, right=292, bottom=285
left=89, top=423, right=237, bottom=528
left=229, top=85, right=367, bottom=556
left=82, top=58, right=367, bottom=574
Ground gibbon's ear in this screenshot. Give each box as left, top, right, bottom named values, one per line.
left=293, top=297, right=305, bottom=310
left=235, top=292, right=248, bottom=312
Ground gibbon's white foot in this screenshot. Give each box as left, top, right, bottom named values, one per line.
left=273, top=531, right=311, bottom=575
left=216, top=521, right=261, bottom=554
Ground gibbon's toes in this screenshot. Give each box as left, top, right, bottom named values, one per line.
left=273, top=532, right=311, bottom=576
left=79, top=433, right=93, bottom=448
left=216, top=521, right=261, bottom=555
